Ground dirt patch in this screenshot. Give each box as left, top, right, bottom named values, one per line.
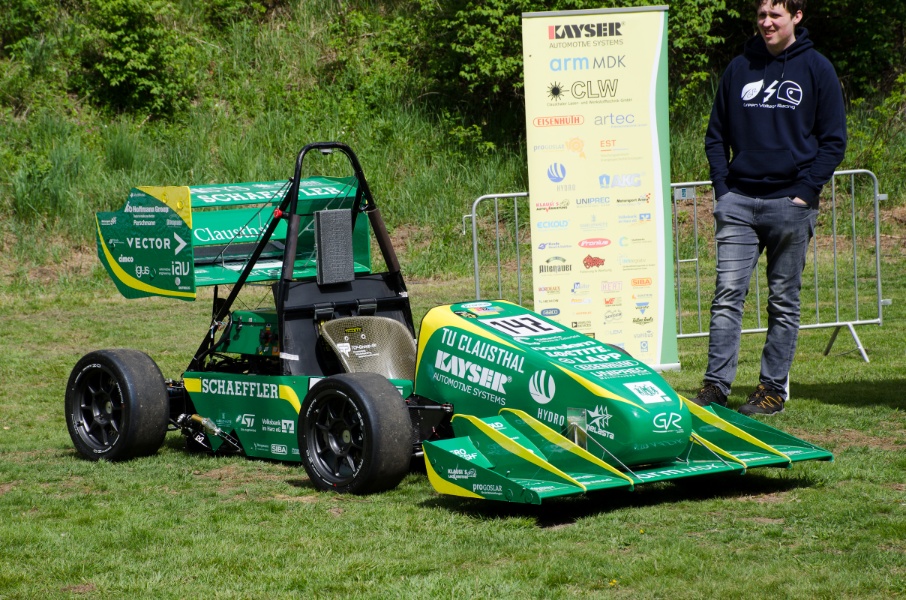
left=61, top=583, right=97, bottom=594
left=787, top=427, right=905, bottom=452
left=195, top=464, right=245, bottom=480
left=274, top=494, right=320, bottom=503
left=744, top=517, right=786, bottom=525
left=737, top=492, right=791, bottom=505
left=0, top=481, right=17, bottom=495
left=387, top=223, right=434, bottom=258
left=195, top=464, right=285, bottom=486
left=31, top=250, right=96, bottom=284
left=884, top=204, right=906, bottom=226
left=0, top=238, right=97, bottom=287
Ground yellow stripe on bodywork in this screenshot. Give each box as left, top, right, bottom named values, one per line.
left=499, top=408, right=634, bottom=487
left=137, top=186, right=193, bottom=228
left=97, top=218, right=196, bottom=300
left=453, top=414, right=586, bottom=491
left=682, top=396, right=790, bottom=463
left=279, top=385, right=302, bottom=414
left=184, top=377, right=201, bottom=393
left=422, top=447, right=484, bottom=499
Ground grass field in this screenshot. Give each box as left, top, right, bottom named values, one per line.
left=0, top=230, right=904, bottom=599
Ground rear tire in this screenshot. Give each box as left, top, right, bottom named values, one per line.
left=299, top=373, right=411, bottom=494
left=65, top=349, right=169, bottom=461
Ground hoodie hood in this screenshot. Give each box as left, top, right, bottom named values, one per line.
left=744, top=27, right=814, bottom=79
left=745, top=27, right=813, bottom=61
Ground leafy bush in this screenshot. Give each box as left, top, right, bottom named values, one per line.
left=202, top=0, right=283, bottom=28
left=76, top=0, right=196, bottom=115
left=0, top=0, right=55, bottom=57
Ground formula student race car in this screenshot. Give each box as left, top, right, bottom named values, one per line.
left=66, top=142, right=832, bottom=504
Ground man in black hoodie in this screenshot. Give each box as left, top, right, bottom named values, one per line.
left=692, top=0, right=846, bottom=415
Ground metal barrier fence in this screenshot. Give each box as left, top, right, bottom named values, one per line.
left=467, top=170, right=887, bottom=361
left=466, top=192, right=530, bottom=305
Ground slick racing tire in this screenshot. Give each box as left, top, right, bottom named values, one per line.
left=299, top=372, right=411, bottom=495
left=65, top=349, right=169, bottom=461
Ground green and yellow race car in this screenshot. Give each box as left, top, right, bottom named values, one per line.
left=66, top=143, right=831, bottom=504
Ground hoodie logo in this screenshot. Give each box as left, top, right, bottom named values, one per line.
left=741, top=80, right=763, bottom=101
left=742, top=79, right=803, bottom=107
left=777, top=81, right=803, bottom=106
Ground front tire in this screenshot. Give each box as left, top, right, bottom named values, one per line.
left=65, top=349, right=169, bottom=461
left=299, top=373, right=411, bottom=494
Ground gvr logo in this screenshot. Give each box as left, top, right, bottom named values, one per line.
left=652, top=412, right=683, bottom=433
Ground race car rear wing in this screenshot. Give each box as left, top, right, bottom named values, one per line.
left=95, top=177, right=371, bottom=301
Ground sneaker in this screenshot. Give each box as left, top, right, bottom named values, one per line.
left=738, top=384, right=785, bottom=416
left=690, top=383, right=727, bottom=407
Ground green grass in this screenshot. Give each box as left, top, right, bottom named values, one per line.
left=0, top=251, right=904, bottom=598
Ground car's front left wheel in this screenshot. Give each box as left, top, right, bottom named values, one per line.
left=299, top=372, right=411, bottom=494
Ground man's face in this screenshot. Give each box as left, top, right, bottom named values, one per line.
left=757, top=1, right=802, bottom=55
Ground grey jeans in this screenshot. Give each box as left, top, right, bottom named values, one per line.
left=704, top=192, right=818, bottom=399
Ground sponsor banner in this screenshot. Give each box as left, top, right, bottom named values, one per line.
left=522, top=6, right=679, bottom=369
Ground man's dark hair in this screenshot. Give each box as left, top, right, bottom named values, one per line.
left=755, top=0, right=805, bottom=13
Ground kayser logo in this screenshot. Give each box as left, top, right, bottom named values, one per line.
left=549, top=23, right=622, bottom=39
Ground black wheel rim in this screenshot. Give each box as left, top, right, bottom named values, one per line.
left=72, top=366, right=124, bottom=451
left=306, top=389, right=366, bottom=485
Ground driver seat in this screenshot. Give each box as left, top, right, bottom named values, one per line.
left=319, top=316, right=417, bottom=381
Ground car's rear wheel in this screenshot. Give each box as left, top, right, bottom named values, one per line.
left=65, top=349, right=169, bottom=461
left=299, top=372, right=411, bottom=494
